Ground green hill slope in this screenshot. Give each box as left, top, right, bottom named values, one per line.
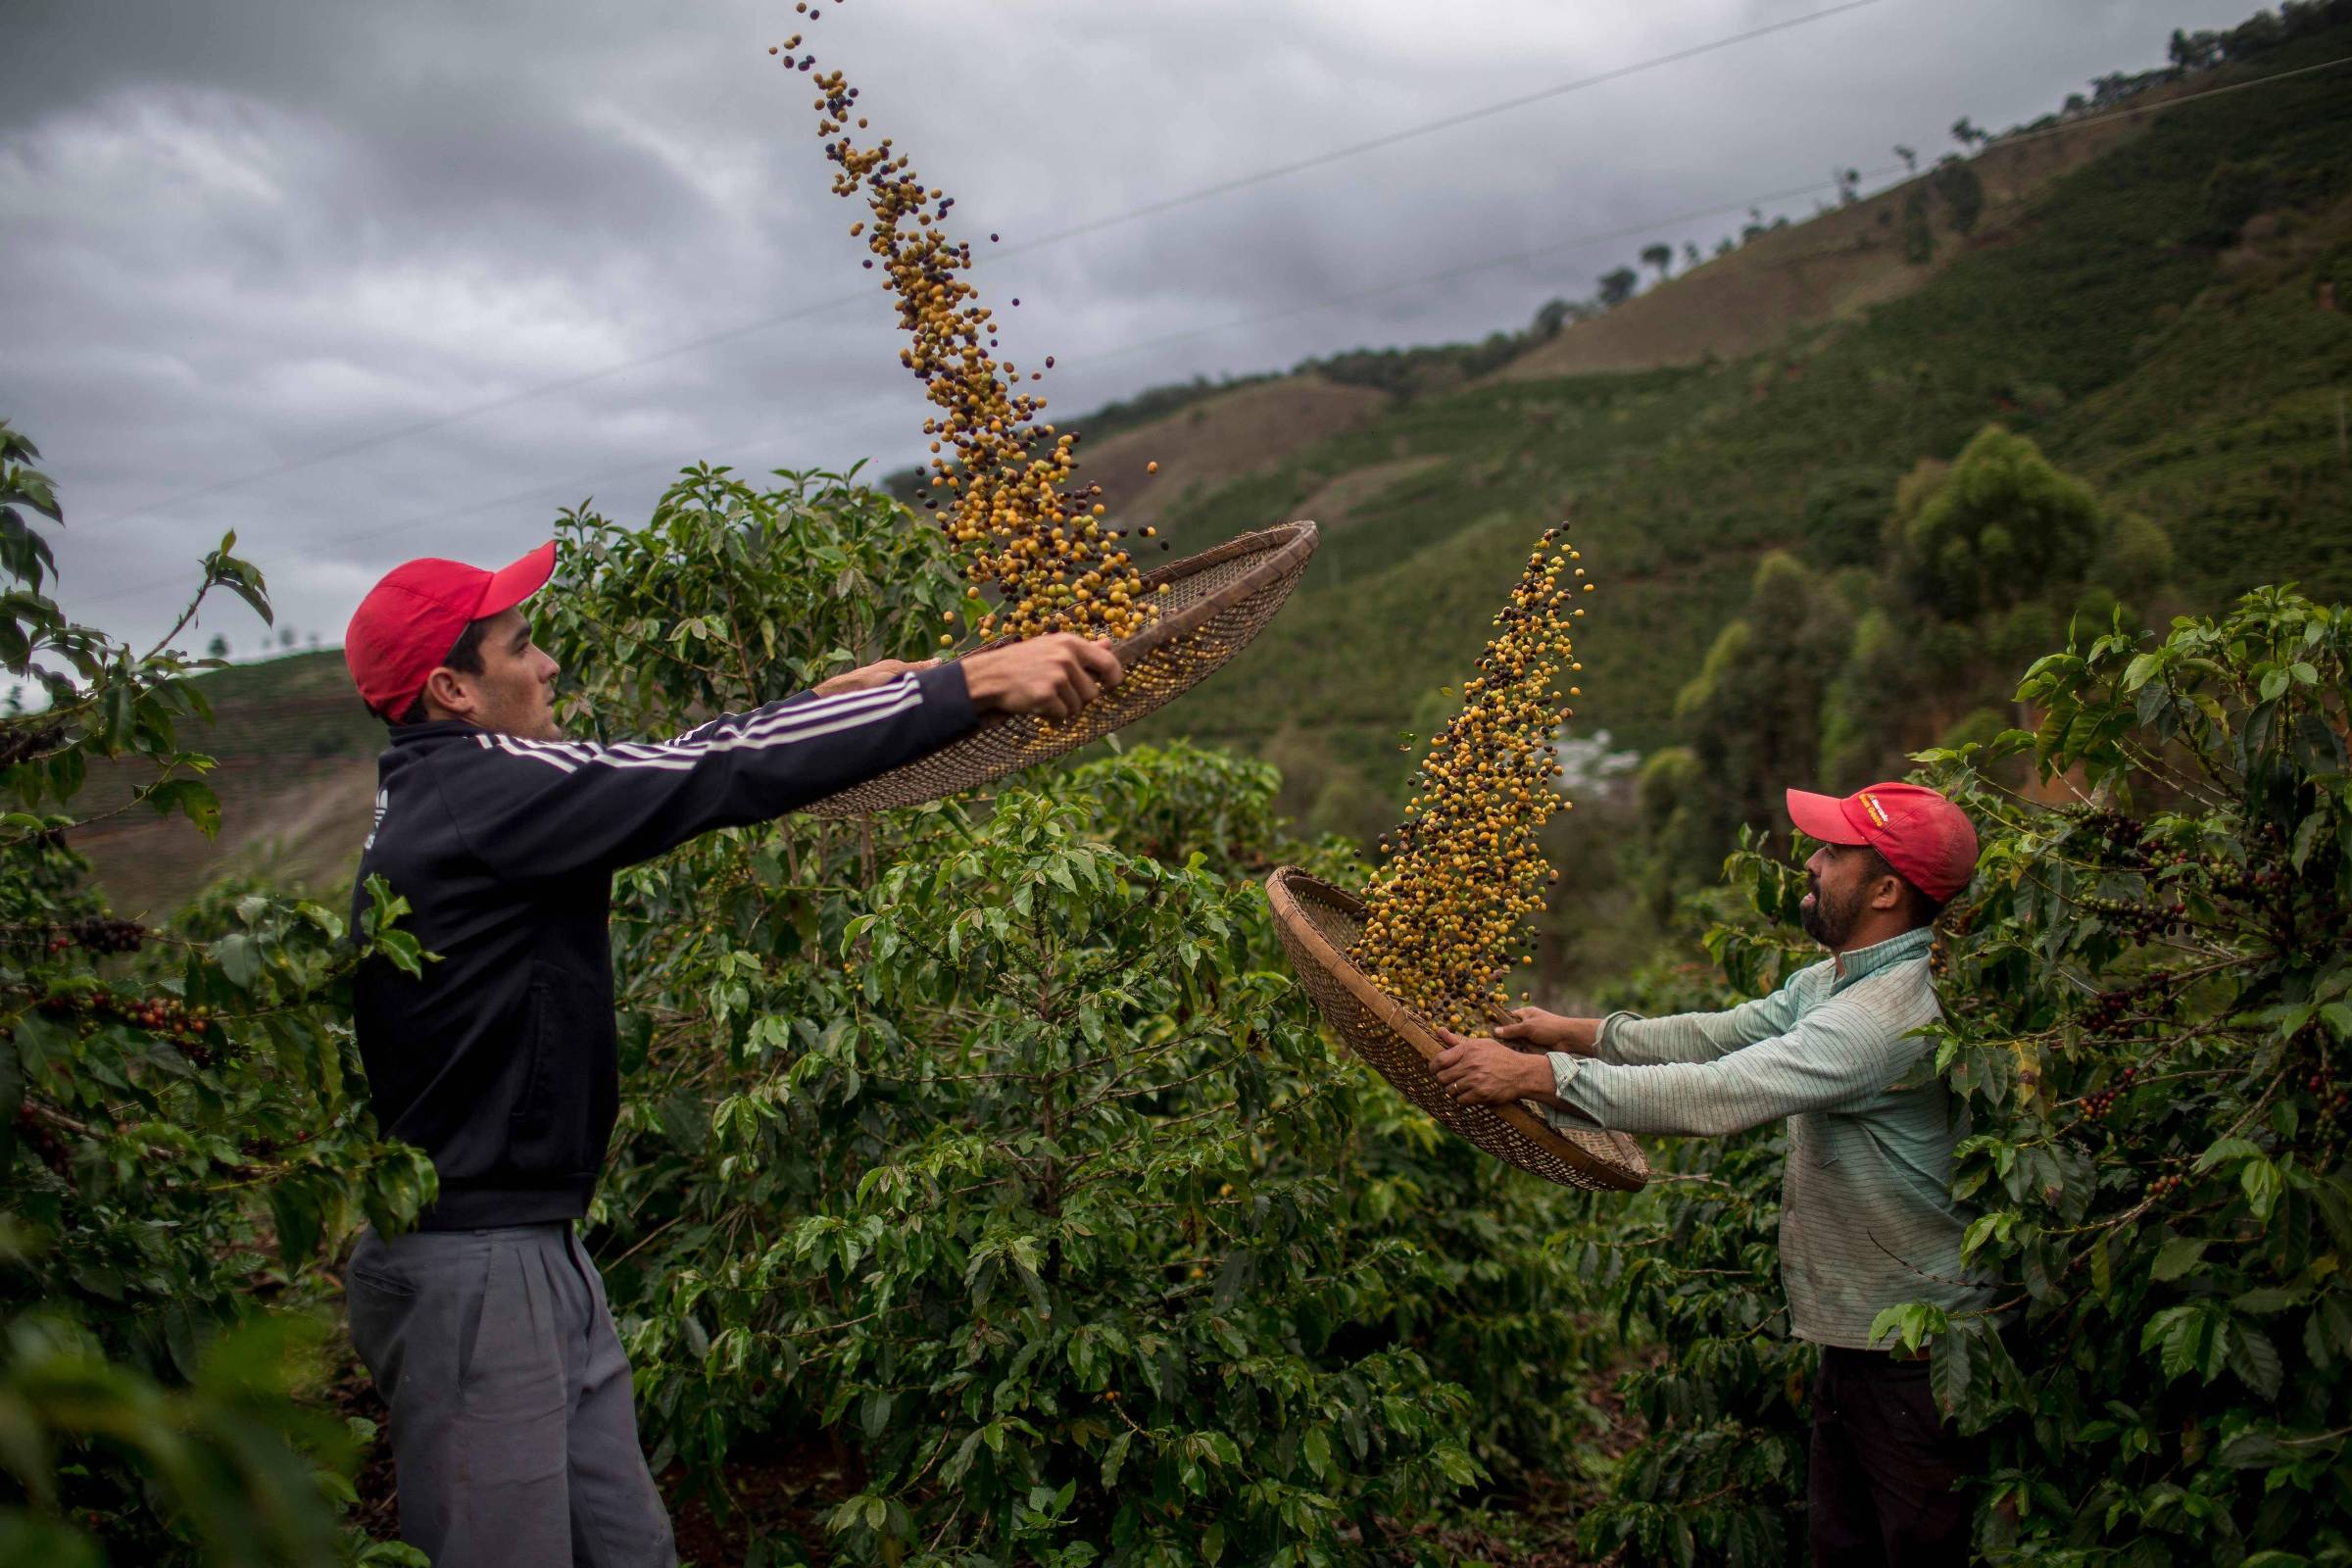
left=74, top=650, right=383, bottom=918
left=1133, top=25, right=2352, bottom=828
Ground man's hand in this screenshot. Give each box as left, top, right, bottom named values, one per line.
left=814, top=658, right=938, bottom=697
left=1494, top=1006, right=1601, bottom=1057
left=1431, top=1029, right=1559, bottom=1107
left=961, top=635, right=1124, bottom=721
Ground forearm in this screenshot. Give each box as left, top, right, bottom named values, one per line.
left=1592, top=1010, right=1723, bottom=1065
left=1542, top=1054, right=1772, bottom=1137
left=1544, top=1013, right=1920, bottom=1138
left=1595, top=982, right=1811, bottom=1066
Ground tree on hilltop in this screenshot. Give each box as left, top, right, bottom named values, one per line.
left=1640, top=243, right=1673, bottom=281
left=1932, top=153, right=1986, bottom=235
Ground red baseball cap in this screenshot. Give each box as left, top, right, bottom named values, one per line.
left=1785, top=781, right=1979, bottom=903
left=344, top=543, right=557, bottom=719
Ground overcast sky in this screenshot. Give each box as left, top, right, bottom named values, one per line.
left=4, top=0, right=2250, bottom=659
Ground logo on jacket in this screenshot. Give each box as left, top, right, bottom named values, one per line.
left=366, top=787, right=388, bottom=851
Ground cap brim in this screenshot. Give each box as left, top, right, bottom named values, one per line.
left=1786, top=788, right=1870, bottom=845
left=475, top=541, right=557, bottom=619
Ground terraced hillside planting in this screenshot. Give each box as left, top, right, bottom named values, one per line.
left=1132, top=25, right=2352, bottom=821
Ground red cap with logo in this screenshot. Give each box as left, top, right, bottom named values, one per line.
left=344, top=543, right=557, bottom=719
left=1785, top=781, right=1979, bottom=903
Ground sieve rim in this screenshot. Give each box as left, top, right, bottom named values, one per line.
left=1264, top=864, right=1648, bottom=1192
left=800, top=519, right=1318, bottom=817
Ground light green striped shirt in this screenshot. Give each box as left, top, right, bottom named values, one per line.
left=1544, top=926, right=1998, bottom=1348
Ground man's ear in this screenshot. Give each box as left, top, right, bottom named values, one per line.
left=420, top=664, right=476, bottom=720
left=1868, top=873, right=1904, bottom=911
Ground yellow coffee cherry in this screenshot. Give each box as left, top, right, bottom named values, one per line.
left=795, top=36, right=1155, bottom=648
left=1350, top=525, right=1589, bottom=1034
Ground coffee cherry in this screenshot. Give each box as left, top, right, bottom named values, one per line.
left=795, top=35, right=1152, bottom=650
left=1353, top=527, right=1586, bottom=1031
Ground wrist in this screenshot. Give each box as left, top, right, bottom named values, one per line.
left=960, top=654, right=1006, bottom=710
left=1519, top=1051, right=1558, bottom=1101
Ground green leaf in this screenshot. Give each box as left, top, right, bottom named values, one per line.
left=2242, top=1156, right=2284, bottom=1222
left=1100, top=1430, right=1131, bottom=1489
left=2229, top=1322, right=2283, bottom=1400
left=213, top=934, right=262, bottom=990
left=2194, top=1136, right=2262, bottom=1174
left=1429, top=1440, right=1478, bottom=1486
left=2142, top=1303, right=2224, bottom=1384
left=2151, top=1237, right=2207, bottom=1282
left=1930, top=1329, right=1973, bottom=1417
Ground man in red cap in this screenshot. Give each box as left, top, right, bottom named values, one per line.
left=337, top=543, right=1120, bottom=1568
left=1433, top=781, right=1994, bottom=1566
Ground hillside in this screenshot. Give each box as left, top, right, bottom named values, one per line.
left=1496, top=91, right=2162, bottom=382
left=1072, top=374, right=1389, bottom=525
left=73, top=650, right=383, bottom=918
left=1130, top=25, right=2352, bottom=835
left=67, top=22, right=2352, bottom=915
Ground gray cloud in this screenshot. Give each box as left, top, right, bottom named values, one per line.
left=1, top=0, right=2250, bottom=659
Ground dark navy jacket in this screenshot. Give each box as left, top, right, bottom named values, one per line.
left=349, top=666, right=975, bottom=1228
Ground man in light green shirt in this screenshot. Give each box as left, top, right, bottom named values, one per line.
left=1433, top=780, right=1992, bottom=1567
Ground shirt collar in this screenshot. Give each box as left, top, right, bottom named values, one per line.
left=386, top=718, right=483, bottom=748
left=1830, top=924, right=1934, bottom=987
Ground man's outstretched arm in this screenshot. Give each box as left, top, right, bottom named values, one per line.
left=1432, top=979, right=1933, bottom=1139
left=440, top=635, right=1121, bottom=882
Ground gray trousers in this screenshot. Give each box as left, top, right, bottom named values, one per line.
left=345, top=1222, right=676, bottom=1568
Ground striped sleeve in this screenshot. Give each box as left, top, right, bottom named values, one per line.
left=435, top=664, right=977, bottom=880
left=1591, top=968, right=1822, bottom=1067
left=1541, top=963, right=1938, bottom=1138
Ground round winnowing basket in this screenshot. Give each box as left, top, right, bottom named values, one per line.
left=803, top=521, right=1318, bottom=817
left=1265, top=866, right=1647, bottom=1192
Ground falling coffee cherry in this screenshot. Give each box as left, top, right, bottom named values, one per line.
left=789, top=32, right=1152, bottom=646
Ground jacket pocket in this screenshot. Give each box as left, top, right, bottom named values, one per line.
left=509, top=964, right=559, bottom=1140
left=505, top=960, right=612, bottom=1175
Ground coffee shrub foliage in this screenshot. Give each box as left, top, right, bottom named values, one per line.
left=1572, top=589, right=2352, bottom=1566
left=0, top=419, right=436, bottom=1567
left=530, top=466, right=1618, bottom=1565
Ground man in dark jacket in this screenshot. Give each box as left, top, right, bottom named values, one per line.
left=339, top=542, right=1118, bottom=1568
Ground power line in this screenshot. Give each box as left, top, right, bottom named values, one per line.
left=71, top=0, right=1886, bottom=539
left=985, top=0, right=1886, bottom=254
left=71, top=47, right=2352, bottom=615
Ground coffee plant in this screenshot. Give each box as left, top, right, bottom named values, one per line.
left=1, top=418, right=435, bottom=1565
left=537, top=466, right=1620, bottom=1565
left=1571, top=589, right=2352, bottom=1566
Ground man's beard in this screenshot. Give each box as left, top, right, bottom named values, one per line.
left=1799, top=876, right=1865, bottom=949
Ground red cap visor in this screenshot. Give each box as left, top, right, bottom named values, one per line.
left=475, top=541, right=557, bottom=620
left=1786, top=788, right=1871, bottom=846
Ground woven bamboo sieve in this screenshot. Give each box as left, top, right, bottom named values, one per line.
left=1264, top=866, right=1647, bottom=1191
left=803, top=520, right=1319, bottom=817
